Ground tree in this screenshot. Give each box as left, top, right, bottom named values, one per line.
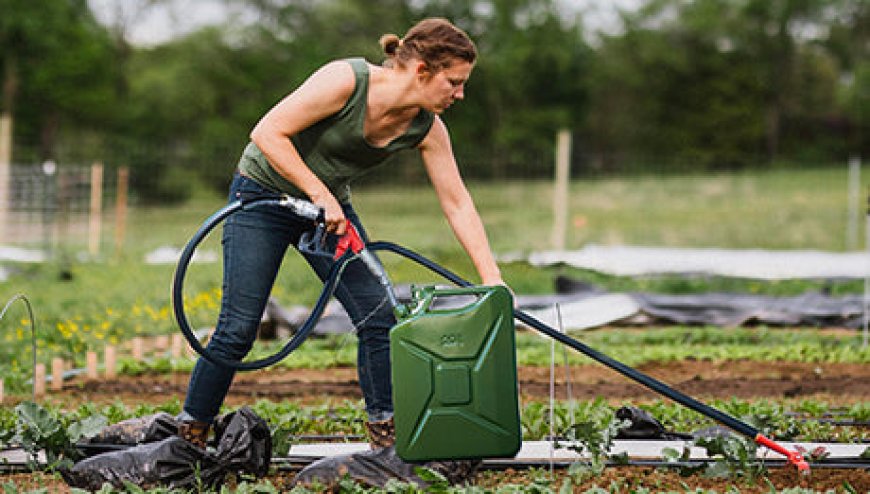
left=732, top=0, right=846, bottom=160
left=418, top=0, right=591, bottom=178
left=0, top=0, right=118, bottom=163
left=823, top=0, right=869, bottom=155
left=584, top=0, right=850, bottom=169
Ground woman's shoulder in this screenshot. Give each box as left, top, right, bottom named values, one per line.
left=311, top=59, right=358, bottom=84
left=299, top=60, right=359, bottom=104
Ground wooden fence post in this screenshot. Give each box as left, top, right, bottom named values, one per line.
left=551, top=129, right=572, bottom=250
left=0, top=109, right=12, bottom=243
left=88, top=162, right=104, bottom=257
left=114, top=166, right=129, bottom=256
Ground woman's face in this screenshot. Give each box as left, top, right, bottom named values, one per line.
left=418, top=60, right=474, bottom=114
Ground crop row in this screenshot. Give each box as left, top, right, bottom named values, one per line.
left=2, top=397, right=868, bottom=453
left=1, top=313, right=868, bottom=395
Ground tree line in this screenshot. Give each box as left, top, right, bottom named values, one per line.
left=1, top=0, right=867, bottom=201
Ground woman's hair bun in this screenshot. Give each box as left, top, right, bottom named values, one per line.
left=379, top=34, right=401, bottom=56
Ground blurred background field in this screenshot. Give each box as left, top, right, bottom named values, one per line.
left=2, top=165, right=866, bottom=311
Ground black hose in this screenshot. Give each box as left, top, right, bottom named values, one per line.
left=171, top=198, right=356, bottom=371
left=174, top=204, right=759, bottom=438
left=366, top=242, right=760, bottom=438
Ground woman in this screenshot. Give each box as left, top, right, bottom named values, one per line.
left=178, top=18, right=507, bottom=450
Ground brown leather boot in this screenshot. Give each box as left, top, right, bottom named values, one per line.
left=365, top=417, right=395, bottom=450
left=178, top=420, right=210, bottom=448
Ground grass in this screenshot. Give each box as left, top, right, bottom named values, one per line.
left=356, top=166, right=865, bottom=253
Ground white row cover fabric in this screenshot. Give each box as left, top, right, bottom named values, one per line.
left=523, top=245, right=870, bottom=280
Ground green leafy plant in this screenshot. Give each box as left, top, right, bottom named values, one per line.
left=661, top=445, right=706, bottom=477
left=12, top=401, right=106, bottom=470
left=694, top=433, right=767, bottom=482
left=556, top=409, right=628, bottom=483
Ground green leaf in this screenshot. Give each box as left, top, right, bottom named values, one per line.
left=609, top=451, right=630, bottom=465
left=661, top=447, right=683, bottom=463
left=67, top=415, right=108, bottom=443
left=15, top=401, right=61, bottom=438
left=558, top=476, right=573, bottom=494
left=413, top=465, right=447, bottom=485
left=120, top=480, right=147, bottom=494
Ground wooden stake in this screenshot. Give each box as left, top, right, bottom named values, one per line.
left=0, top=379, right=4, bottom=404
left=171, top=333, right=183, bottom=358
left=34, top=363, right=46, bottom=397
left=105, top=345, right=116, bottom=378
left=86, top=351, right=98, bottom=380
left=114, top=166, right=129, bottom=256
left=131, top=336, right=144, bottom=360
left=154, top=334, right=169, bottom=352
left=88, top=162, right=104, bottom=257
left=51, top=357, right=64, bottom=391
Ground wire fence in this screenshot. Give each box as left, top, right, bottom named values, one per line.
left=0, top=146, right=866, bottom=261
left=0, top=162, right=123, bottom=256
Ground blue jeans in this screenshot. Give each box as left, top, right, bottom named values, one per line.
left=182, top=173, right=395, bottom=423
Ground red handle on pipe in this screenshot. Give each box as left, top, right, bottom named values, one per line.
left=754, top=434, right=810, bottom=473
left=335, top=222, right=366, bottom=260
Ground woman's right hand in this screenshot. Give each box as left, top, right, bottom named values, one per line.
left=310, top=191, right=347, bottom=235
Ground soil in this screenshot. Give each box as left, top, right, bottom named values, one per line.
left=2, top=465, right=868, bottom=493
left=2, top=359, right=869, bottom=492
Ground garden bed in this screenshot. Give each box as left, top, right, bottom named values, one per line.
left=2, top=357, right=868, bottom=493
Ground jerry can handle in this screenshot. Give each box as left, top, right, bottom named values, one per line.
left=413, top=285, right=510, bottom=315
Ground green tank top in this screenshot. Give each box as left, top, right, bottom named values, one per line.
left=237, top=57, right=435, bottom=202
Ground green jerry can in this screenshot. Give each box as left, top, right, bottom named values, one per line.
left=390, top=285, right=520, bottom=461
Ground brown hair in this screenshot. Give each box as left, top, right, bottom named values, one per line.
left=379, top=18, right=477, bottom=71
